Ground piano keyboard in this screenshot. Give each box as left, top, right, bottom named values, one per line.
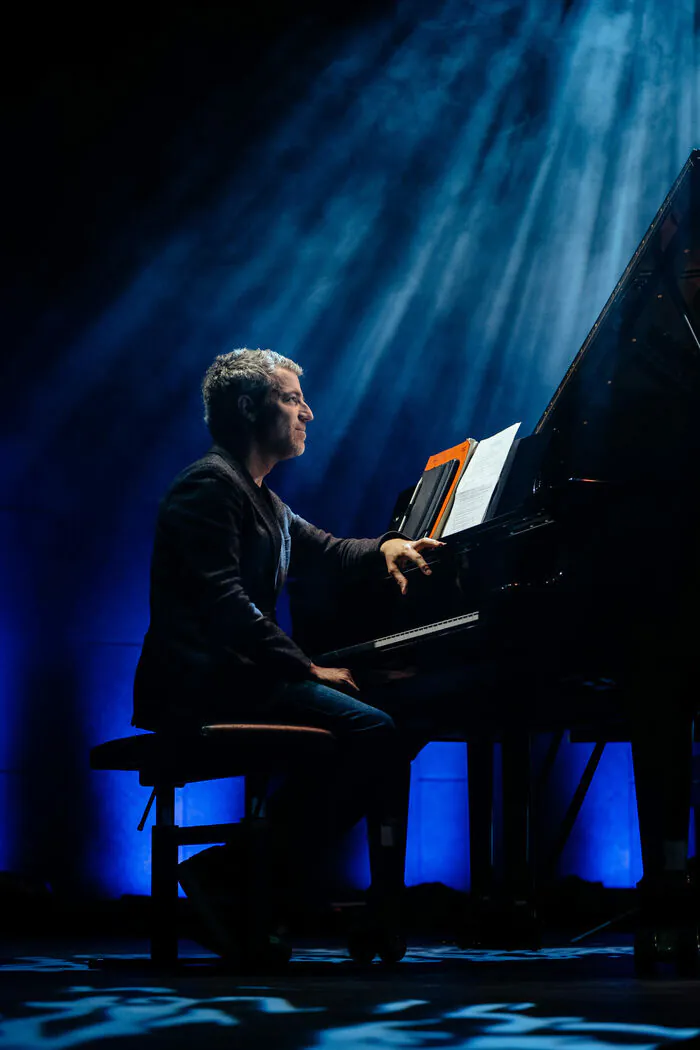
left=373, top=610, right=480, bottom=649
left=316, top=610, right=480, bottom=664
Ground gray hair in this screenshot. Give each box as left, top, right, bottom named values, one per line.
left=202, top=347, right=303, bottom=443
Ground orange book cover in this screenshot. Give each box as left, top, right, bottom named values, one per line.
left=424, top=439, right=475, bottom=537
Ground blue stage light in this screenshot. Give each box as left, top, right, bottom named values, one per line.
left=7, top=0, right=700, bottom=898
left=89, top=0, right=699, bottom=894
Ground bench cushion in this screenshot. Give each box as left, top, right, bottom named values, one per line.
left=90, top=724, right=337, bottom=786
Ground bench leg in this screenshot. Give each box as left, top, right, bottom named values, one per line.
left=151, top=785, right=179, bottom=967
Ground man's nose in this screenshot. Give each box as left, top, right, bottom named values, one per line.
left=300, top=400, right=314, bottom=422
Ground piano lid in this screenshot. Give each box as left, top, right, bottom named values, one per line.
left=534, top=149, right=700, bottom=490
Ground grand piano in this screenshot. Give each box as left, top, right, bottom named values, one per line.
left=290, top=150, right=700, bottom=974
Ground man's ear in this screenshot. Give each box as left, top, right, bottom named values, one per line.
left=238, top=393, right=257, bottom=422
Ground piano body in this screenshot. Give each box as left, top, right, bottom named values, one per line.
left=289, top=150, right=700, bottom=972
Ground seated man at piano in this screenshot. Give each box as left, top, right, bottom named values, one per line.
left=132, top=346, right=443, bottom=960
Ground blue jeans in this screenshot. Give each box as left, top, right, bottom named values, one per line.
left=259, top=679, right=416, bottom=900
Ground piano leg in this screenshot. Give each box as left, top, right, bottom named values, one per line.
left=502, top=732, right=540, bottom=949
left=461, top=738, right=495, bottom=948
left=632, top=711, right=693, bottom=882
left=631, top=675, right=696, bottom=976
left=502, top=732, right=533, bottom=902
left=462, top=734, right=539, bottom=948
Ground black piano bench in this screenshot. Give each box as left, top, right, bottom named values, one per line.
left=90, top=723, right=336, bottom=971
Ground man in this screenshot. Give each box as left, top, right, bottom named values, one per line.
left=133, top=347, right=443, bottom=959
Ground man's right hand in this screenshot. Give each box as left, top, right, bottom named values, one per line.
left=308, top=662, right=360, bottom=694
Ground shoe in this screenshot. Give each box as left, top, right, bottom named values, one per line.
left=178, top=846, right=245, bottom=958
left=178, top=841, right=292, bottom=967
left=459, top=895, right=541, bottom=950
left=347, top=890, right=407, bottom=965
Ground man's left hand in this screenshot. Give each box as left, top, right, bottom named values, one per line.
left=379, top=537, right=446, bottom=595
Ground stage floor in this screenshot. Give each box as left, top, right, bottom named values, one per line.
left=1, top=936, right=700, bottom=1049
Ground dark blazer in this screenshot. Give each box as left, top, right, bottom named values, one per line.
left=133, top=445, right=394, bottom=730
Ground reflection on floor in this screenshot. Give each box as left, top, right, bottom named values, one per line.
left=1, top=939, right=699, bottom=1049
left=0, top=943, right=639, bottom=971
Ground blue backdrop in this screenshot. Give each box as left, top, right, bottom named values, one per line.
left=1, top=0, right=698, bottom=898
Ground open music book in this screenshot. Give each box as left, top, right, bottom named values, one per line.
left=438, top=421, right=521, bottom=535
left=399, top=422, right=521, bottom=539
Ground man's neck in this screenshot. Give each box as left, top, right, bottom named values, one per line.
left=244, top=446, right=278, bottom=487
left=217, top=437, right=278, bottom=487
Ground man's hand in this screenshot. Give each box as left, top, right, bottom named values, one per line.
left=379, top=537, right=446, bottom=595
left=309, top=662, right=360, bottom=694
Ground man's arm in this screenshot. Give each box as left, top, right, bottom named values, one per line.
left=288, top=513, right=444, bottom=593
left=288, top=512, right=401, bottom=579
left=165, top=470, right=311, bottom=680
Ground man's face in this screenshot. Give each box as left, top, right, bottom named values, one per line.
left=257, top=368, right=313, bottom=460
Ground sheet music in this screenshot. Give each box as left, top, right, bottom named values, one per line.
left=441, top=422, right=521, bottom=536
